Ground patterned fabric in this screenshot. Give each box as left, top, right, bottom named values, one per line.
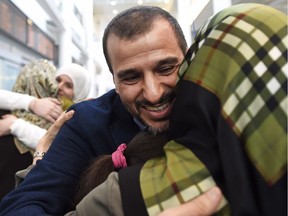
left=140, top=3, right=287, bottom=216
left=12, top=59, right=58, bottom=154
left=179, top=3, right=287, bottom=184
left=140, top=141, right=229, bottom=216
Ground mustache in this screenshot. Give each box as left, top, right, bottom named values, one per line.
left=135, top=90, right=176, bottom=109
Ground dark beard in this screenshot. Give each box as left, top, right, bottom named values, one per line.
left=133, top=90, right=175, bottom=135
left=147, top=122, right=169, bottom=135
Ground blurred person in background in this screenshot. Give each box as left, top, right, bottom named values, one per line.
left=0, top=60, right=91, bottom=200
left=56, top=63, right=92, bottom=106
left=0, top=62, right=91, bottom=150
left=0, top=59, right=59, bottom=200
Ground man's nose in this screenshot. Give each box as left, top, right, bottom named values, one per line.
left=142, top=74, right=163, bottom=104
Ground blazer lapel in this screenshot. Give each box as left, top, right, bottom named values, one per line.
left=110, top=95, right=141, bottom=147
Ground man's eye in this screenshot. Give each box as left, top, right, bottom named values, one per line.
left=122, top=75, right=140, bottom=85
left=158, top=65, right=179, bottom=75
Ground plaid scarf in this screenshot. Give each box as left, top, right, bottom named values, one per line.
left=139, top=3, right=287, bottom=216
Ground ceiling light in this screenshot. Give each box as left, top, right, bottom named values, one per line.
left=27, top=18, right=33, bottom=25
left=110, top=1, right=116, bottom=6
left=137, top=0, right=143, bottom=4
left=112, top=9, right=118, bottom=14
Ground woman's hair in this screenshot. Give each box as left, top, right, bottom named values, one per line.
left=73, top=130, right=169, bottom=204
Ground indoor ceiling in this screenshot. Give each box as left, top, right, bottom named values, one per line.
left=231, top=0, right=287, bottom=14
left=93, top=0, right=177, bottom=17
left=93, top=0, right=287, bottom=18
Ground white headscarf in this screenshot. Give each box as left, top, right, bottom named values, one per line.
left=56, top=63, right=91, bottom=102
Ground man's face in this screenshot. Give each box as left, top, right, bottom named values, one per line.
left=108, top=19, right=185, bottom=134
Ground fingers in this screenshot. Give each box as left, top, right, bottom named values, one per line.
left=54, top=110, right=74, bottom=129
left=158, top=187, right=222, bottom=216
left=29, top=98, right=63, bottom=123
left=48, top=99, right=63, bottom=122
left=1, top=114, right=17, bottom=121
left=33, top=110, right=75, bottom=165
left=45, top=115, right=56, bottom=123
left=0, top=115, right=18, bottom=136
left=49, top=98, right=61, bottom=105
left=48, top=108, right=63, bottom=123
left=188, top=187, right=222, bottom=215
left=46, top=110, right=75, bottom=138
left=1, top=114, right=11, bottom=119
left=44, top=110, right=62, bottom=123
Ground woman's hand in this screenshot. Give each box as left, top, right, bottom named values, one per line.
left=0, top=114, right=17, bottom=136
left=29, top=98, right=63, bottom=123
left=33, top=110, right=74, bottom=164
left=158, top=187, right=222, bottom=216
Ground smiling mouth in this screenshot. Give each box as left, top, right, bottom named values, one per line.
left=142, top=95, right=175, bottom=112
left=144, top=101, right=170, bottom=112
left=136, top=90, right=176, bottom=114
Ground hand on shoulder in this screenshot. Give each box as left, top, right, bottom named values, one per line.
left=33, top=110, right=74, bottom=164
left=158, top=187, right=222, bottom=216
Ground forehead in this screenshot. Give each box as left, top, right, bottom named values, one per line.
left=107, top=19, right=183, bottom=73
left=56, top=74, right=73, bottom=84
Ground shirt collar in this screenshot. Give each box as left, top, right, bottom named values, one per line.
left=133, top=117, right=147, bottom=130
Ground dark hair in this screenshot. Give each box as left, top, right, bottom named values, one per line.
left=103, top=5, right=187, bottom=73
left=73, top=130, right=169, bottom=204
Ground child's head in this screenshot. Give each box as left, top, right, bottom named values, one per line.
left=73, top=130, right=169, bottom=205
